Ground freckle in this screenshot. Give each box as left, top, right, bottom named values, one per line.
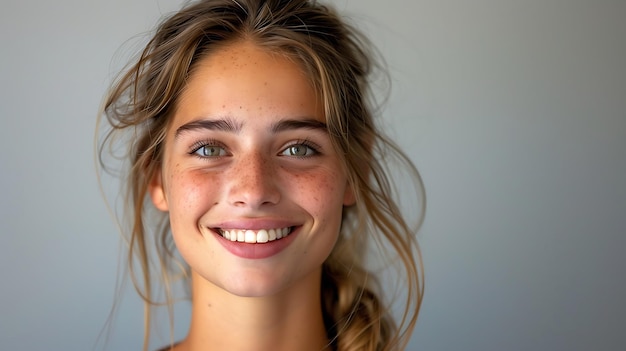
left=239, top=106, right=242, bottom=109
left=222, top=104, right=226, bottom=108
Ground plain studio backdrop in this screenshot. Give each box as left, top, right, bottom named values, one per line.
left=1, top=0, right=625, bottom=350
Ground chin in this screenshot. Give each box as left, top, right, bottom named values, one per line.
left=195, top=261, right=323, bottom=299
left=216, top=274, right=294, bottom=298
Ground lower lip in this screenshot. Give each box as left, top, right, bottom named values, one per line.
left=213, top=227, right=299, bottom=259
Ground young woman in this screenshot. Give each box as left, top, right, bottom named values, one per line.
left=98, top=0, right=424, bottom=350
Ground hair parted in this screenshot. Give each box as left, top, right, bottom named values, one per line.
left=98, top=0, right=425, bottom=350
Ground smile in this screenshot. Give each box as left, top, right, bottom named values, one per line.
left=218, top=227, right=293, bottom=244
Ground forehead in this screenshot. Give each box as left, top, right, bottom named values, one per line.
left=171, top=40, right=324, bottom=128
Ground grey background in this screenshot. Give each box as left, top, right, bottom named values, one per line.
left=1, top=0, right=625, bottom=350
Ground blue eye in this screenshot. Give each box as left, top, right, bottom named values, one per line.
left=280, top=143, right=318, bottom=157
left=193, top=145, right=228, bottom=157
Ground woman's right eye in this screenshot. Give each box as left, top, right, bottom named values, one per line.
left=192, top=145, right=228, bottom=157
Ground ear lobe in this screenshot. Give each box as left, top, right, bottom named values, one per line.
left=343, top=182, right=356, bottom=206
left=148, top=171, right=169, bottom=212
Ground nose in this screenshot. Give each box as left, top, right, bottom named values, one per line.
left=226, top=151, right=281, bottom=208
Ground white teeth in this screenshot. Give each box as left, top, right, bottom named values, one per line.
left=257, top=229, right=269, bottom=243
left=244, top=230, right=255, bottom=243
left=220, top=227, right=291, bottom=244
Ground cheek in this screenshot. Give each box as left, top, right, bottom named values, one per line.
left=289, top=169, right=346, bottom=216
left=167, top=169, right=222, bottom=222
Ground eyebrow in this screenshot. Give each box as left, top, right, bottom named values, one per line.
left=175, top=117, right=243, bottom=138
left=270, top=118, right=327, bottom=133
left=175, top=117, right=327, bottom=138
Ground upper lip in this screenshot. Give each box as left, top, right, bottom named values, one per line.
left=210, top=219, right=300, bottom=231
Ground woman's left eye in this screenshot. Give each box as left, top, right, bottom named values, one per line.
left=280, top=143, right=318, bottom=157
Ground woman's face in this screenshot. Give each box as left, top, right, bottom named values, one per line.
left=149, top=41, right=354, bottom=297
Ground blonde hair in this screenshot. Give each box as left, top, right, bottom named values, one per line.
left=98, top=0, right=425, bottom=350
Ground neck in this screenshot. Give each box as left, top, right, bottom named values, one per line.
left=180, top=269, right=330, bottom=351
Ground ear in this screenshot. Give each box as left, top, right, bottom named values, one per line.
left=148, top=170, right=169, bottom=211
left=343, top=182, right=356, bottom=206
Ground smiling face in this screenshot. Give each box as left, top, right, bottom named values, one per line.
left=149, top=40, right=355, bottom=297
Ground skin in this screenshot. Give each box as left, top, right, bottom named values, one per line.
left=149, top=40, right=355, bottom=351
